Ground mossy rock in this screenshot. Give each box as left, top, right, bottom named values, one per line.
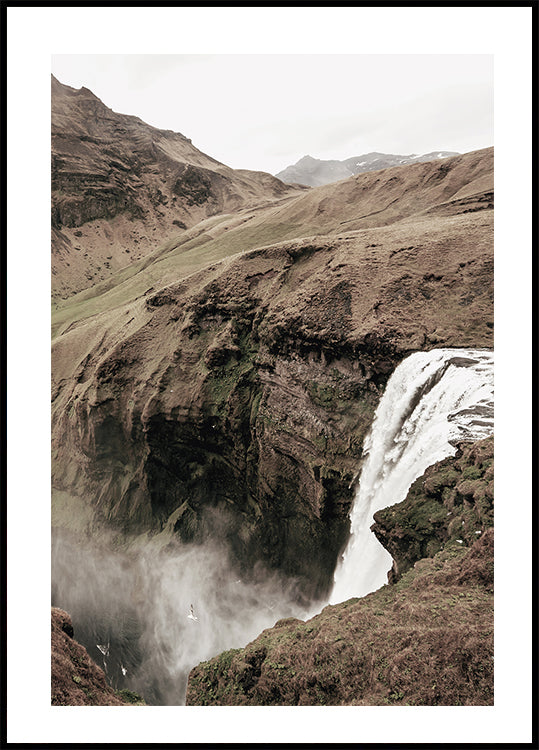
left=372, top=437, right=493, bottom=580
left=423, top=468, right=460, bottom=496
left=460, top=465, right=483, bottom=481
left=116, top=688, right=146, bottom=705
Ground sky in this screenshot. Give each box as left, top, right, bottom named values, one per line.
left=51, top=54, right=494, bottom=175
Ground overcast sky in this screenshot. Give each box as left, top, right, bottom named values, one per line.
left=51, top=54, right=493, bottom=175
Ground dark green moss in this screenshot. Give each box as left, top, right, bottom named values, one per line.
left=461, top=465, right=483, bottom=481
left=116, top=688, right=146, bottom=705
left=372, top=437, right=493, bottom=580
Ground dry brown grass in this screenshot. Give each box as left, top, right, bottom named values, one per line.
left=186, top=529, right=493, bottom=706
left=186, top=441, right=494, bottom=706
left=51, top=608, right=144, bottom=706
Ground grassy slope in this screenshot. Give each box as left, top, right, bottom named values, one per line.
left=52, top=148, right=493, bottom=339
left=52, top=75, right=302, bottom=299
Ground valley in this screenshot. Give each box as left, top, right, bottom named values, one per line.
left=50, top=75, right=494, bottom=707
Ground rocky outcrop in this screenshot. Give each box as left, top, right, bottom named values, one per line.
left=51, top=608, right=144, bottom=706
left=51, top=202, right=493, bottom=601
left=51, top=75, right=300, bottom=299
left=372, top=438, right=494, bottom=582
left=185, top=444, right=494, bottom=706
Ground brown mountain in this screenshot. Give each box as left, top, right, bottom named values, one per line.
left=51, top=75, right=301, bottom=299
left=51, top=146, right=493, bottom=599
left=276, top=150, right=460, bottom=187
left=51, top=81, right=493, bottom=705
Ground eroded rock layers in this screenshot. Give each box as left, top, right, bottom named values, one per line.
left=52, top=208, right=493, bottom=600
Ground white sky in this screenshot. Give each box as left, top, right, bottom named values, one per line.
left=6, top=5, right=534, bottom=747
left=51, top=53, right=493, bottom=174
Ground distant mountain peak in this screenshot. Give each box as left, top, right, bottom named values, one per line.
left=276, top=150, right=460, bottom=187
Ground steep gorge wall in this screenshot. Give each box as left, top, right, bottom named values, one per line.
left=52, top=208, right=493, bottom=600
left=51, top=607, right=145, bottom=706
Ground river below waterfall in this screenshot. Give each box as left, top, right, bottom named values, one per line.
left=52, top=347, right=493, bottom=705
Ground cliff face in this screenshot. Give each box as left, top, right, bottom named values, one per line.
left=51, top=608, right=144, bottom=706
left=52, top=204, right=493, bottom=600
left=50, top=71, right=495, bottom=707
left=51, top=76, right=299, bottom=299
left=185, top=438, right=494, bottom=706
left=372, top=438, right=494, bottom=583
left=51, top=87, right=493, bottom=598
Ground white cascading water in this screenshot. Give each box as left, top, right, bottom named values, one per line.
left=329, top=348, right=494, bottom=605
left=52, top=347, right=493, bottom=704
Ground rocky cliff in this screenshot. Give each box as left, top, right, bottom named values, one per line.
left=185, top=438, right=494, bottom=706
left=51, top=607, right=144, bottom=706
left=51, top=76, right=300, bottom=299
left=52, top=201, right=492, bottom=600
left=51, top=83, right=493, bottom=603
left=372, top=438, right=494, bottom=583
left=50, top=86, right=494, bottom=704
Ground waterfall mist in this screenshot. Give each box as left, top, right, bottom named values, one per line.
left=51, top=348, right=493, bottom=705
left=51, top=528, right=310, bottom=705
left=330, top=348, right=494, bottom=604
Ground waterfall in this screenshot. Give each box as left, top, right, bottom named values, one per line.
left=51, top=347, right=493, bottom=704
left=329, top=348, right=494, bottom=605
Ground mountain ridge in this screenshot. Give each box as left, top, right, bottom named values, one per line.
left=276, top=149, right=461, bottom=187
left=51, top=76, right=301, bottom=299
left=51, top=146, right=493, bottom=340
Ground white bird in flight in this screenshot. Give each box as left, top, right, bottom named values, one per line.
left=187, top=604, right=198, bottom=622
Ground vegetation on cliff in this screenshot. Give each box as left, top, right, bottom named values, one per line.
left=51, top=608, right=145, bottom=706
left=51, top=212, right=493, bottom=599
left=49, top=80, right=494, bottom=707
left=186, top=438, right=493, bottom=706
left=51, top=135, right=493, bottom=599
left=372, top=438, right=494, bottom=582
